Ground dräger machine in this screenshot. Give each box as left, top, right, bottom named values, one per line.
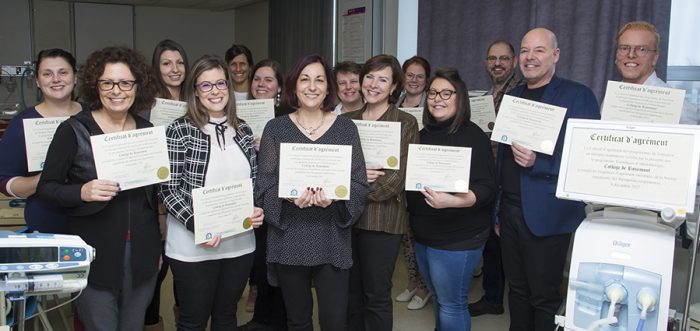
left=555, top=119, right=700, bottom=331
left=0, top=232, right=94, bottom=330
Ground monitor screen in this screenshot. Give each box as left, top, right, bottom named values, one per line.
left=0, top=247, right=58, bottom=264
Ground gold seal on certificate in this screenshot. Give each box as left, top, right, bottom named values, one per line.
left=278, top=143, right=353, bottom=200
left=23, top=116, right=69, bottom=172
left=90, top=126, right=171, bottom=190
left=490, top=95, right=567, bottom=155
left=399, top=107, right=424, bottom=130
left=601, top=81, right=686, bottom=124
left=192, top=179, right=254, bottom=244
left=352, top=120, right=401, bottom=169
left=405, top=144, right=472, bottom=193
left=149, top=98, right=187, bottom=127
left=236, top=99, right=275, bottom=137
left=469, top=95, right=496, bottom=133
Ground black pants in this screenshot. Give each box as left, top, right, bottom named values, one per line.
left=169, top=253, right=254, bottom=331
left=481, top=224, right=505, bottom=305
left=274, top=263, right=349, bottom=331
left=251, top=224, right=287, bottom=329
left=347, top=228, right=402, bottom=331
left=145, top=244, right=170, bottom=325
left=500, top=201, right=571, bottom=331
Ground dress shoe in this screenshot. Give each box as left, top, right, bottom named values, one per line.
left=468, top=297, right=504, bottom=316
left=238, top=320, right=277, bottom=331
left=395, top=287, right=418, bottom=302
left=407, top=292, right=432, bottom=310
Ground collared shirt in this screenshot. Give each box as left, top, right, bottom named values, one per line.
left=343, top=104, right=420, bottom=234
left=488, top=74, right=523, bottom=114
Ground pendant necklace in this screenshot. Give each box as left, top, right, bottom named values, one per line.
left=297, top=112, right=325, bottom=135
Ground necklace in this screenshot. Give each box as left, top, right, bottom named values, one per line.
left=296, top=112, right=326, bottom=135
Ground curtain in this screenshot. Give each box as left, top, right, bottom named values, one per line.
left=417, top=0, right=671, bottom=102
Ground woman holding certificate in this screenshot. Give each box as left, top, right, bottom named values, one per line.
left=37, top=46, right=161, bottom=329
left=406, top=68, right=496, bottom=331
left=0, top=48, right=85, bottom=234
left=159, top=55, right=264, bottom=331
left=256, top=54, right=369, bottom=331
left=343, top=54, right=419, bottom=330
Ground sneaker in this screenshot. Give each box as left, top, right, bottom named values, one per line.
left=407, top=292, right=432, bottom=310
left=468, top=297, right=504, bottom=316
left=395, top=287, right=418, bottom=302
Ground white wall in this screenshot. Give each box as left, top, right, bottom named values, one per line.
left=234, top=1, right=269, bottom=61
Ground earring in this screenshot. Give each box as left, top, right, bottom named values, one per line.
left=275, top=90, right=281, bottom=107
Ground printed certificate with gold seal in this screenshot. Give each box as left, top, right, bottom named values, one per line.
left=469, top=95, right=496, bottom=133
left=601, top=81, right=686, bottom=124
left=405, top=144, right=472, bottom=193
left=352, top=120, right=401, bottom=169
left=490, top=95, right=567, bottom=155
left=192, top=179, right=254, bottom=245
left=90, top=126, right=171, bottom=190
left=149, top=98, right=187, bottom=127
left=236, top=98, right=275, bottom=137
left=278, top=143, right=352, bottom=200
left=399, top=107, right=424, bottom=130
left=23, top=116, right=69, bottom=172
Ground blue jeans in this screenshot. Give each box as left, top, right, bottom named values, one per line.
left=415, top=242, right=484, bottom=331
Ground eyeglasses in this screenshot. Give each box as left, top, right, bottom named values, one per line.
left=616, top=45, right=657, bottom=57
left=98, top=80, right=136, bottom=91
left=427, top=89, right=456, bottom=100
left=486, top=55, right=513, bottom=63
left=406, top=72, right=426, bottom=81
left=196, top=79, right=229, bottom=92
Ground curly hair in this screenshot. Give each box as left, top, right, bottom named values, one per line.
left=79, top=46, right=157, bottom=113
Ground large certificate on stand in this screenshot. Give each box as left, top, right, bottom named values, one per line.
left=352, top=120, right=401, bottom=169
left=469, top=95, right=496, bottom=133
left=399, top=107, right=423, bottom=130
left=405, top=144, right=471, bottom=193
left=23, top=116, right=69, bottom=171
left=236, top=99, right=275, bottom=137
left=91, top=126, right=171, bottom=190
left=490, top=95, right=567, bottom=155
left=601, top=81, right=686, bottom=124
left=192, top=179, right=254, bottom=245
left=149, top=98, right=187, bottom=127
left=557, top=119, right=700, bottom=216
left=278, top=143, right=352, bottom=200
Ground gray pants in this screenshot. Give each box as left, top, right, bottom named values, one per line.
left=76, top=242, right=158, bottom=331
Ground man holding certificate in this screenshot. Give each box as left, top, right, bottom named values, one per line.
left=496, top=28, right=600, bottom=331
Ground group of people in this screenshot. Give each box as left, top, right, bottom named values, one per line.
left=0, top=19, right=696, bottom=331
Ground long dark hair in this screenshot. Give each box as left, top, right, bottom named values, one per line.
left=283, top=54, right=336, bottom=112
left=151, top=39, right=189, bottom=100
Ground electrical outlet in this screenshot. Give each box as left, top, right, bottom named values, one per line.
left=0, top=64, right=33, bottom=77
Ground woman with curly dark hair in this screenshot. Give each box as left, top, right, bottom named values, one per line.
left=37, top=46, right=161, bottom=330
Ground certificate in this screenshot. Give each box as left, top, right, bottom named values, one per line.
left=601, top=81, right=686, bottom=124
left=405, top=144, right=471, bottom=193
left=352, top=120, right=401, bottom=169
left=236, top=99, right=275, bottom=137
left=557, top=119, right=700, bottom=215
left=192, top=179, right=254, bottom=245
left=149, top=98, right=187, bottom=127
left=23, top=116, right=69, bottom=172
left=490, top=95, right=567, bottom=155
left=278, top=143, right=352, bottom=200
left=469, top=95, right=496, bottom=132
left=399, top=107, right=424, bottom=130
left=91, top=126, right=170, bottom=190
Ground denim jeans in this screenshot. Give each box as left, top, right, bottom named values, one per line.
left=415, top=242, right=484, bottom=331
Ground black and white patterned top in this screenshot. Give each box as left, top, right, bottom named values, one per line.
left=255, top=114, right=369, bottom=270
left=160, top=117, right=257, bottom=232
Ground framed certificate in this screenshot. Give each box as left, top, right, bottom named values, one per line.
left=91, top=126, right=171, bottom=190
left=278, top=143, right=352, bottom=200
left=490, top=95, right=567, bottom=155
left=236, top=99, right=275, bottom=137
left=405, top=144, right=471, bottom=193
left=469, top=95, right=496, bottom=133
left=23, top=116, right=69, bottom=172
left=149, top=98, right=187, bottom=127
left=399, top=107, right=424, bottom=130
left=352, top=120, right=401, bottom=169
left=192, top=179, right=254, bottom=245
left=601, top=81, right=686, bottom=124
left=557, top=119, right=700, bottom=216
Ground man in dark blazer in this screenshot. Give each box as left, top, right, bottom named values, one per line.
left=496, top=27, right=600, bottom=331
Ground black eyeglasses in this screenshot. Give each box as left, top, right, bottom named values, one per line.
left=427, top=89, right=457, bottom=100
left=98, top=80, right=136, bottom=91
left=616, top=45, right=657, bottom=57
left=196, top=79, right=229, bottom=92
left=486, top=55, right=513, bottom=63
